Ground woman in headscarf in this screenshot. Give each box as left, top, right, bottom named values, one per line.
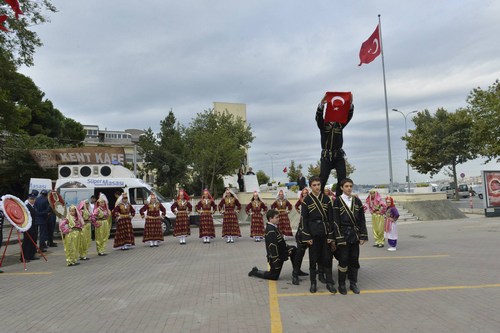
left=365, top=189, right=387, bottom=248
left=195, top=189, right=217, bottom=244
left=171, top=189, right=192, bottom=245
left=271, top=190, right=293, bottom=238
left=77, top=199, right=93, bottom=260
left=140, top=193, right=166, bottom=247
left=91, top=193, right=111, bottom=256
left=218, top=187, right=242, bottom=243
left=245, top=191, right=267, bottom=242
left=383, top=196, right=400, bottom=251
left=112, top=192, right=136, bottom=250
left=59, top=205, right=84, bottom=266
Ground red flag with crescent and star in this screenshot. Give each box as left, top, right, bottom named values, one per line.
left=0, top=15, right=9, bottom=32
left=4, top=0, right=23, bottom=19
left=323, top=92, right=352, bottom=124
left=358, top=24, right=381, bottom=66
left=283, top=167, right=287, bottom=173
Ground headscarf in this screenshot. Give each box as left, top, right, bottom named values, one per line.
left=366, top=190, right=384, bottom=209
left=177, top=189, right=190, bottom=201
left=276, top=189, right=286, bottom=200
left=201, top=189, right=214, bottom=202
left=251, top=191, right=261, bottom=202
left=94, top=193, right=109, bottom=215
left=385, top=196, right=395, bottom=207
left=77, top=199, right=91, bottom=221
left=223, top=187, right=238, bottom=201
left=66, top=204, right=84, bottom=228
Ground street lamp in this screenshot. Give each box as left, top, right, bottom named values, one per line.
left=392, top=109, right=418, bottom=193
left=264, top=153, right=279, bottom=183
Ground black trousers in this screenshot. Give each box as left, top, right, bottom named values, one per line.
left=22, top=226, right=38, bottom=259
left=254, top=246, right=297, bottom=280
left=336, top=242, right=360, bottom=270
left=320, top=156, right=346, bottom=197
left=308, top=235, right=333, bottom=280
left=37, top=223, right=48, bottom=248
left=47, top=215, right=56, bottom=244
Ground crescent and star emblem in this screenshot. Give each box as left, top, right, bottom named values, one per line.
left=369, top=38, right=379, bottom=55
left=331, top=96, right=345, bottom=111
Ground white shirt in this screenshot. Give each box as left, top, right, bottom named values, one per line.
left=341, top=193, right=352, bottom=207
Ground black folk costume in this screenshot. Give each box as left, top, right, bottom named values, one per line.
left=301, top=192, right=337, bottom=293
left=248, top=222, right=297, bottom=281
left=333, top=194, right=368, bottom=295
left=316, top=103, right=354, bottom=197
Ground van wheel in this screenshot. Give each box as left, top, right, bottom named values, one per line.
left=478, top=194, right=483, bottom=200
left=162, top=218, right=172, bottom=236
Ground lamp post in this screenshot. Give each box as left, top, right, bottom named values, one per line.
left=264, top=153, right=279, bottom=183
left=392, top=109, right=418, bottom=193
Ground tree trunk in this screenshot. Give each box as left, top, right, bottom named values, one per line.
left=452, top=159, right=459, bottom=200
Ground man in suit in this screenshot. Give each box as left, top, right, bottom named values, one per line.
left=248, top=209, right=297, bottom=281
left=21, top=192, right=40, bottom=262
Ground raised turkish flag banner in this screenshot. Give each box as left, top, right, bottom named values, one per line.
left=283, top=167, right=287, bottom=173
left=358, top=24, right=381, bottom=66
left=323, top=92, right=352, bottom=124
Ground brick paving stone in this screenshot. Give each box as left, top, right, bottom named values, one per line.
left=0, top=216, right=499, bottom=332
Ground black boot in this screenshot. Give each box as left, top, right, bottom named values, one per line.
left=310, top=280, right=317, bottom=293
left=318, top=272, right=326, bottom=284
left=248, top=266, right=258, bottom=277
left=338, top=270, right=347, bottom=295
left=349, top=267, right=360, bottom=294
left=292, top=273, right=300, bottom=285
left=298, top=270, right=309, bottom=276
left=325, top=270, right=337, bottom=294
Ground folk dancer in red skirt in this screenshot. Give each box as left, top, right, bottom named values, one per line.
left=218, top=187, right=242, bottom=243
left=245, top=191, right=267, bottom=242
left=59, top=205, right=84, bottom=266
left=171, top=189, right=192, bottom=245
left=271, top=190, right=293, bottom=238
left=195, top=189, right=217, bottom=244
left=140, top=193, right=166, bottom=247
left=112, top=192, right=136, bottom=251
left=77, top=199, right=92, bottom=261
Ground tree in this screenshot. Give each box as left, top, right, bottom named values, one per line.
left=0, top=1, right=57, bottom=67
left=466, top=80, right=500, bottom=162
left=139, top=111, right=188, bottom=197
left=404, top=108, right=477, bottom=199
left=185, top=109, right=254, bottom=197
left=286, top=160, right=303, bottom=182
left=256, top=170, right=270, bottom=185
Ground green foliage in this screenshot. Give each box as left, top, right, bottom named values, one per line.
left=404, top=108, right=477, bottom=199
left=185, top=109, right=254, bottom=197
left=138, top=111, right=188, bottom=197
left=0, top=1, right=57, bottom=67
left=256, top=169, right=270, bottom=185
left=466, top=80, right=500, bottom=162
left=286, top=160, right=303, bottom=182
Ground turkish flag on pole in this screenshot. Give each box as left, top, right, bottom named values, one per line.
left=0, top=15, right=9, bottom=32
left=283, top=167, right=287, bottom=173
left=358, top=24, right=381, bottom=66
left=323, top=92, right=352, bottom=124
left=4, top=0, right=23, bottom=19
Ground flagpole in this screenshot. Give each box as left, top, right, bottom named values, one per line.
left=378, top=14, right=394, bottom=194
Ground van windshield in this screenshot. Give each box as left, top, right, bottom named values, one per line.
left=129, top=187, right=171, bottom=205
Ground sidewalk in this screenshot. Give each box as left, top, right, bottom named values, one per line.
left=1, top=215, right=500, bottom=332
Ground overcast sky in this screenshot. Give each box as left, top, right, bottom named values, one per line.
left=20, top=0, right=500, bottom=186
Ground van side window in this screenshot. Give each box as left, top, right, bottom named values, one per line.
left=131, top=188, right=150, bottom=205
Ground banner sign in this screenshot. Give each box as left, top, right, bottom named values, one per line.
left=483, top=170, right=500, bottom=208
left=30, top=147, right=126, bottom=169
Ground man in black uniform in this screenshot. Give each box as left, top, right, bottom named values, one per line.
left=316, top=99, right=354, bottom=197
left=301, top=176, right=336, bottom=294
left=21, top=192, right=40, bottom=262
left=333, top=178, right=368, bottom=295
left=248, top=209, right=297, bottom=281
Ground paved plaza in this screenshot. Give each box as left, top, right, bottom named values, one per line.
left=1, top=214, right=500, bottom=333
